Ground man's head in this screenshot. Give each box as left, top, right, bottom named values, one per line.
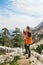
left=26, top=26, right=30, bottom=32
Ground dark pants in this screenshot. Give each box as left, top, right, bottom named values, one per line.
left=25, top=44, right=31, bottom=57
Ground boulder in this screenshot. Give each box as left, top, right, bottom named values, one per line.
left=39, top=55, right=43, bottom=64
left=0, top=52, right=17, bottom=63
left=31, top=51, right=43, bottom=64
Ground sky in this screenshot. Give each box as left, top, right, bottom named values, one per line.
left=0, top=0, right=43, bottom=30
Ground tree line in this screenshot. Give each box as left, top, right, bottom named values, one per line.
left=0, top=28, right=24, bottom=47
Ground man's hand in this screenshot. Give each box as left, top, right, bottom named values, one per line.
left=23, top=30, right=25, bottom=34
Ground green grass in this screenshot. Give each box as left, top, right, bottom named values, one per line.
left=29, top=60, right=32, bottom=64
left=0, top=56, right=20, bottom=65
left=32, top=44, right=43, bottom=54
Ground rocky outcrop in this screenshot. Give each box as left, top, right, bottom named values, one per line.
left=0, top=46, right=24, bottom=54
left=0, top=52, right=16, bottom=63
left=0, top=46, right=24, bottom=64
left=17, top=55, right=43, bottom=65
left=41, top=50, right=43, bottom=54
left=30, top=39, right=43, bottom=49
left=31, top=51, right=43, bottom=64
left=39, top=55, right=43, bottom=64
left=0, top=46, right=43, bottom=64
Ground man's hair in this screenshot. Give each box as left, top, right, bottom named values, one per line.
left=26, top=26, right=30, bottom=30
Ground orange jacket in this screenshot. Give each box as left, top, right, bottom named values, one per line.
left=23, top=30, right=32, bottom=45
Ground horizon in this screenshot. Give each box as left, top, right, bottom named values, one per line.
left=0, top=0, right=43, bottom=30
left=0, top=21, right=43, bottom=30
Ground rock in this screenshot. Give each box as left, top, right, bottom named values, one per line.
left=30, top=44, right=38, bottom=49
left=0, top=55, right=8, bottom=63
left=30, top=39, right=43, bottom=50
left=29, top=56, right=43, bottom=65
left=17, top=55, right=43, bottom=65
left=31, top=51, right=43, bottom=64
left=0, top=52, right=17, bottom=63
left=16, top=48, right=25, bottom=54
left=39, top=55, right=43, bottom=64
left=5, top=52, right=16, bottom=62
left=0, top=46, right=15, bottom=53
left=0, top=46, right=43, bottom=64
left=41, top=50, right=43, bottom=54
left=31, top=51, right=40, bottom=59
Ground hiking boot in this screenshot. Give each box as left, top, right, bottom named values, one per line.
left=26, top=56, right=30, bottom=59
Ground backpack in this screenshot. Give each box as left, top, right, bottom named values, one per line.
left=28, top=32, right=31, bottom=37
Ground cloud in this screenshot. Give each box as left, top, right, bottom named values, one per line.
left=0, top=13, right=42, bottom=30
left=0, top=0, right=43, bottom=30
left=12, top=0, right=43, bottom=17
left=0, top=0, right=43, bottom=17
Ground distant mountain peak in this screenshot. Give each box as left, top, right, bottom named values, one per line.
left=34, top=22, right=43, bottom=29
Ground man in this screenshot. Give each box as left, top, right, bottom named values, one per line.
left=23, top=26, right=32, bottom=59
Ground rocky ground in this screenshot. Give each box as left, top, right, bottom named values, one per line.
left=30, top=39, right=43, bottom=49
left=17, top=55, right=43, bottom=65
left=0, top=46, right=43, bottom=65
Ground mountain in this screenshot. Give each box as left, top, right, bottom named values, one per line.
left=0, top=30, right=13, bottom=34
left=0, top=30, right=2, bottom=33
left=34, top=22, right=43, bottom=29
left=0, top=22, right=43, bottom=41
left=32, top=22, right=43, bottom=44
